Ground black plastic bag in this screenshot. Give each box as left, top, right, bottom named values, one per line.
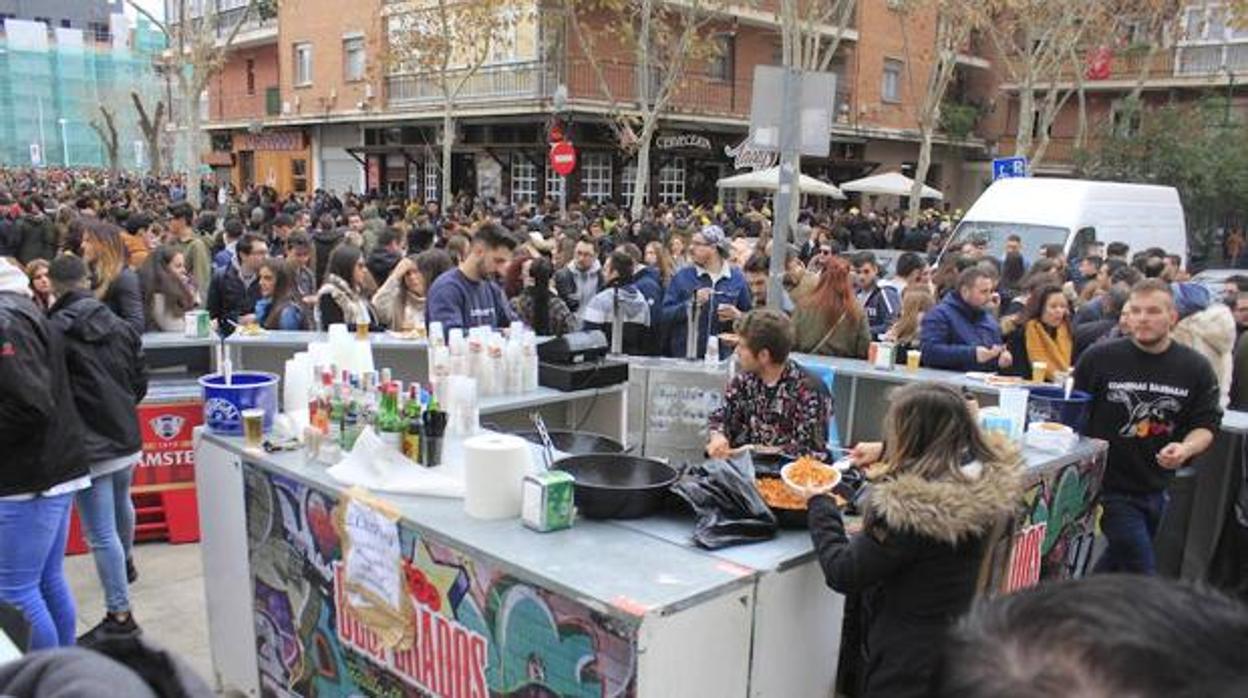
left=671, top=456, right=777, bottom=549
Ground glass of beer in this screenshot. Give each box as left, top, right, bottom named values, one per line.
left=242, top=408, right=265, bottom=450
left=1031, top=361, right=1048, bottom=383
left=906, top=349, right=922, bottom=372
left=355, top=320, right=369, bottom=340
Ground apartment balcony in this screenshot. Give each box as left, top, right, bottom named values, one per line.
left=386, top=61, right=555, bottom=108
left=170, top=7, right=277, bottom=49
left=1003, top=42, right=1248, bottom=91
left=565, top=60, right=852, bottom=123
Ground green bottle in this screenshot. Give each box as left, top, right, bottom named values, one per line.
left=378, top=384, right=403, bottom=450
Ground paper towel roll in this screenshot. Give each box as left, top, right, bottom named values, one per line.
left=463, top=433, right=532, bottom=519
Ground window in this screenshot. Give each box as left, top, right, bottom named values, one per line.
left=1207, top=6, right=1227, bottom=41
left=88, top=21, right=109, bottom=42
left=246, top=59, right=255, bottom=95
left=709, top=35, right=734, bottom=82
left=292, top=159, right=308, bottom=193
left=60, top=19, right=71, bottom=28
left=343, top=37, right=365, bottom=82
left=293, top=42, right=313, bottom=87
left=1184, top=7, right=1204, bottom=38
left=545, top=165, right=565, bottom=205
left=424, top=160, right=439, bottom=204
left=581, top=152, right=612, bottom=203
left=882, top=59, right=903, bottom=103
left=658, top=158, right=685, bottom=204
left=621, top=163, right=638, bottom=205
left=510, top=154, right=537, bottom=204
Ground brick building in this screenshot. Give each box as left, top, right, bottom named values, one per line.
left=983, top=2, right=1248, bottom=175
left=196, top=0, right=997, bottom=209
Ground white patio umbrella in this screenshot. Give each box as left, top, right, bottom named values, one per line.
left=716, top=166, right=845, bottom=199
left=838, top=171, right=944, bottom=200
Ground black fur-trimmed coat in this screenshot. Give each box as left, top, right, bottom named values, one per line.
left=809, top=455, right=1023, bottom=698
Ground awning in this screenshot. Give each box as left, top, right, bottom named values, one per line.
left=716, top=166, right=845, bottom=199
left=838, top=171, right=943, bottom=200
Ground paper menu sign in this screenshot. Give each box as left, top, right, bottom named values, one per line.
left=343, top=495, right=402, bottom=609
left=333, top=487, right=414, bottom=649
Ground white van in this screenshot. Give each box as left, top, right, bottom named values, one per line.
left=945, top=178, right=1187, bottom=264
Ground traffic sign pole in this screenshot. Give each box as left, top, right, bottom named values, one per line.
left=769, top=68, right=801, bottom=311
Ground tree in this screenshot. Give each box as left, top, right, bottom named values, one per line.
left=895, top=0, right=977, bottom=220
left=565, top=0, right=730, bottom=217
left=132, top=92, right=167, bottom=176
left=778, top=0, right=856, bottom=72
left=127, top=0, right=273, bottom=207
left=387, top=0, right=532, bottom=207
left=89, top=105, right=121, bottom=178
left=1075, top=98, right=1248, bottom=262
left=974, top=0, right=1108, bottom=170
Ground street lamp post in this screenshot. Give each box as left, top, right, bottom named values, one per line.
left=57, top=118, right=69, bottom=167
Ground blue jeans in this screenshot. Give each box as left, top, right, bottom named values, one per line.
left=75, top=467, right=135, bottom=614
left=0, top=494, right=77, bottom=649
left=1096, top=489, right=1169, bottom=575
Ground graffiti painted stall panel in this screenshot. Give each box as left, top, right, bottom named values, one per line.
left=243, top=465, right=639, bottom=698
left=991, top=444, right=1108, bottom=594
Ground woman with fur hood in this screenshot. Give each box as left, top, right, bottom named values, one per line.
left=1170, top=282, right=1236, bottom=408
left=808, top=382, right=1023, bottom=698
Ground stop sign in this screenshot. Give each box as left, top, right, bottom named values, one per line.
left=550, top=141, right=577, bottom=176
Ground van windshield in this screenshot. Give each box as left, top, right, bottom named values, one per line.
left=947, top=221, right=1069, bottom=262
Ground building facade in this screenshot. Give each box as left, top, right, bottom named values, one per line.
left=0, top=11, right=164, bottom=169
left=201, top=0, right=998, bottom=209
left=985, top=2, right=1248, bottom=175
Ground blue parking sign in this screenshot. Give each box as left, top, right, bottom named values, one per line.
left=993, top=156, right=1028, bottom=181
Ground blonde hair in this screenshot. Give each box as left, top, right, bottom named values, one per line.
left=84, top=220, right=126, bottom=300
left=882, top=382, right=1009, bottom=482
left=889, top=286, right=935, bottom=346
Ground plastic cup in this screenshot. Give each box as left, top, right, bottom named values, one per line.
left=242, top=408, right=265, bottom=450
left=1031, top=361, right=1048, bottom=383
left=906, top=349, right=922, bottom=372
left=355, top=320, right=369, bottom=340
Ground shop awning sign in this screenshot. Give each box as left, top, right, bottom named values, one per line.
left=657, top=133, right=712, bottom=151
left=725, top=137, right=778, bottom=172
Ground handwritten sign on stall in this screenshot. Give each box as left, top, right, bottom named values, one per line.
left=334, top=488, right=414, bottom=649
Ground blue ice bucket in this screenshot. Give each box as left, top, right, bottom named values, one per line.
left=198, top=371, right=279, bottom=435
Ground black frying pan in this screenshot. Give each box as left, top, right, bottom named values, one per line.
left=552, top=454, right=678, bottom=519
left=512, top=430, right=626, bottom=456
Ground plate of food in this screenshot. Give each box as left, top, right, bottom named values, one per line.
left=386, top=328, right=428, bottom=341
left=781, top=456, right=842, bottom=498
left=754, top=475, right=812, bottom=528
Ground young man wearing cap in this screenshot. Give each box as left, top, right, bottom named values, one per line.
left=659, top=224, right=753, bottom=359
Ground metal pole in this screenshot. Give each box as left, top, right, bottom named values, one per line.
left=37, top=97, right=46, bottom=167
left=59, top=119, right=69, bottom=167
left=768, top=67, right=801, bottom=310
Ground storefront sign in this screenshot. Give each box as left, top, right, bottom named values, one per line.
left=236, top=131, right=305, bottom=152
left=657, top=133, right=712, bottom=151
left=246, top=467, right=637, bottom=697
left=136, top=400, right=202, bottom=486
left=725, top=137, right=778, bottom=172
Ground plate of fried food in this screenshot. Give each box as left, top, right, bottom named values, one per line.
left=754, top=456, right=842, bottom=528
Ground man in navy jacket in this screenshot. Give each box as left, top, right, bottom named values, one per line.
left=660, top=225, right=752, bottom=359
left=920, top=267, right=1014, bottom=372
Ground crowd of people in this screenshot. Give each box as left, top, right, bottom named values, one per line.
left=2, top=168, right=1248, bottom=697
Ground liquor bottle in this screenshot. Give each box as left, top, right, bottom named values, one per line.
left=342, top=405, right=362, bottom=450
left=378, top=384, right=404, bottom=451
left=328, top=379, right=346, bottom=445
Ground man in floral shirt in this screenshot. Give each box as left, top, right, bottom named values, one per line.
left=707, top=308, right=834, bottom=459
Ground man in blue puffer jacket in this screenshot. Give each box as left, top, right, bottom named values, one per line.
left=920, top=267, right=1015, bottom=372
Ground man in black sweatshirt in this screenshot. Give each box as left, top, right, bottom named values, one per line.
left=1074, top=279, right=1222, bottom=575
